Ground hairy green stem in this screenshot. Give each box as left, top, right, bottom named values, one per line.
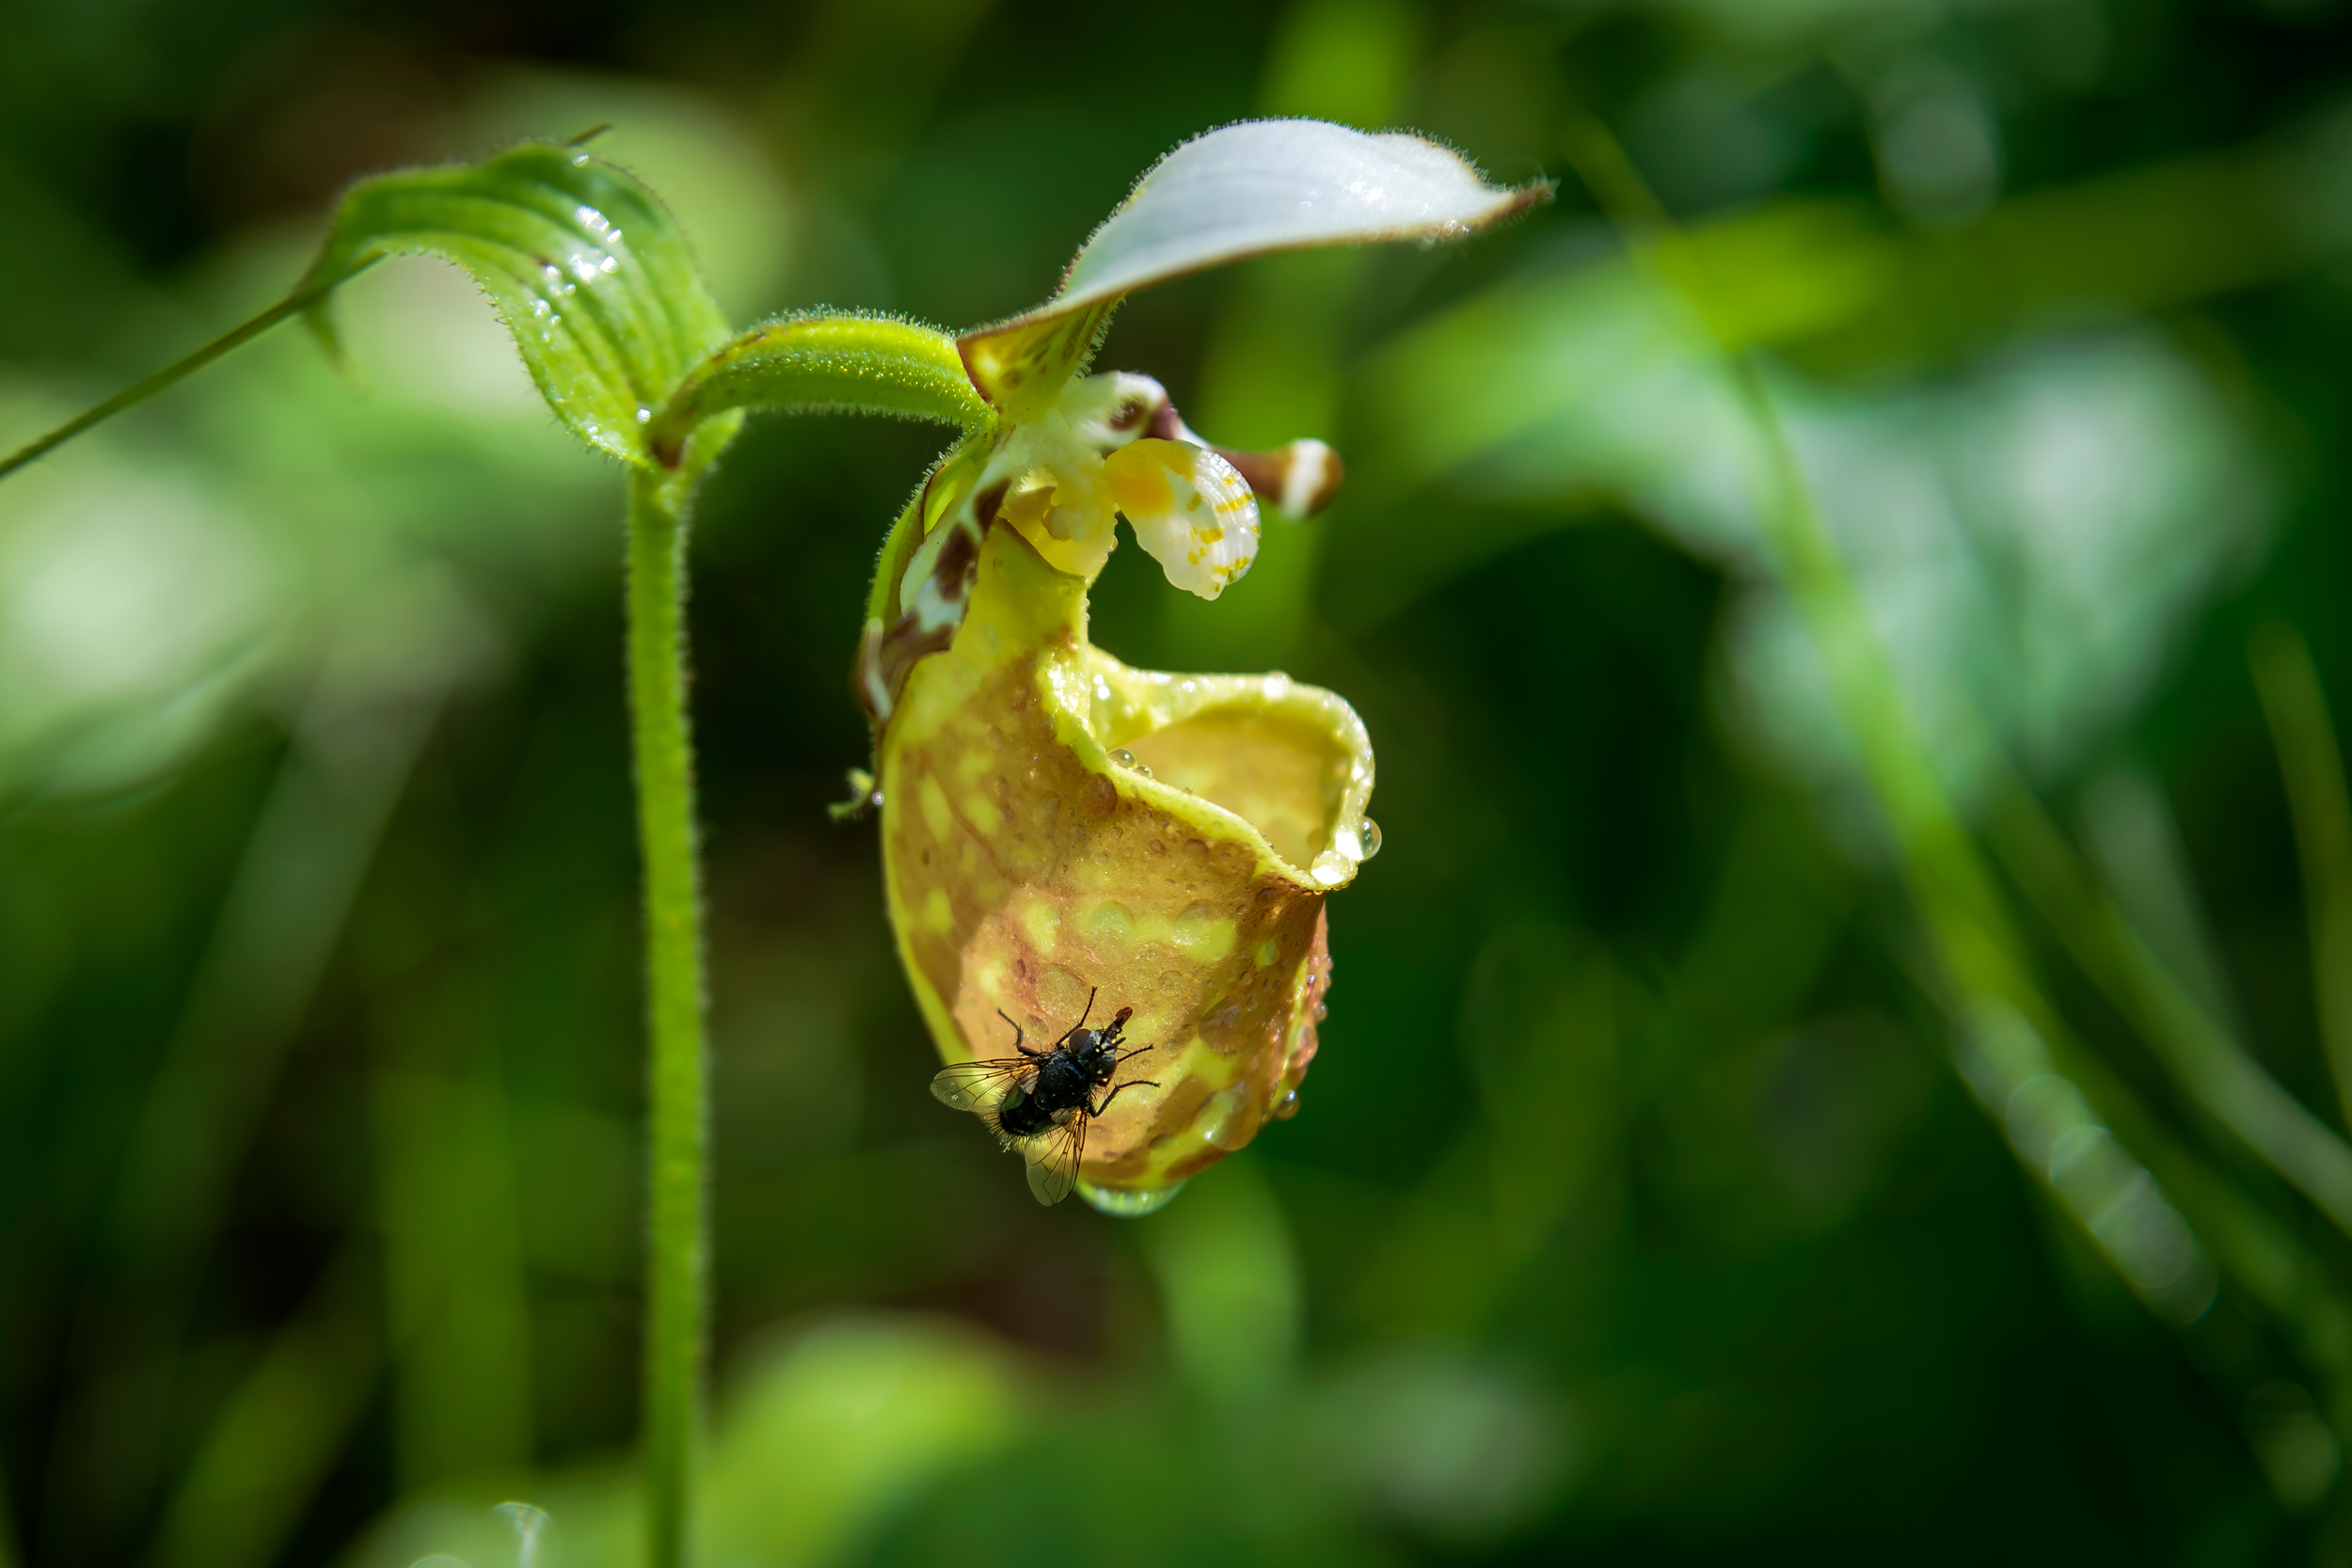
left=627, top=468, right=708, bottom=1568
left=0, top=261, right=373, bottom=482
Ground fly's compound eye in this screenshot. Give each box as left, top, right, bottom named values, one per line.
left=1070, top=1029, right=1100, bottom=1053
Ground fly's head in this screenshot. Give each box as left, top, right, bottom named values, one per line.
left=1071, top=1007, right=1135, bottom=1084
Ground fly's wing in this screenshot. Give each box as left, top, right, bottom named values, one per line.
left=1022, top=1116, right=1087, bottom=1206
left=930, top=1057, right=1035, bottom=1114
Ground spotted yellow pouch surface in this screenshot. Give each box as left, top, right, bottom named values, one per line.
left=879, top=526, right=1371, bottom=1202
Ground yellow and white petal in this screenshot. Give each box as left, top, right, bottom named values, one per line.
left=1105, top=438, right=1261, bottom=599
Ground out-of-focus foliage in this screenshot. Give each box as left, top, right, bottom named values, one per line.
left=11, top=0, right=2352, bottom=1564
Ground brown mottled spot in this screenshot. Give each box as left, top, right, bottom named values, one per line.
left=1217, top=441, right=1346, bottom=517
left=874, top=617, right=953, bottom=712
left=930, top=520, right=980, bottom=598
left=1110, top=397, right=1152, bottom=432
left=852, top=620, right=888, bottom=721
left=866, top=522, right=983, bottom=718
left=972, top=478, right=1010, bottom=527
left=1166, top=1145, right=1231, bottom=1180
left=1148, top=401, right=1184, bottom=440
left=1146, top=1076, right=1214, bottom=1139
left=1081, top=773, right=1117, bottom=816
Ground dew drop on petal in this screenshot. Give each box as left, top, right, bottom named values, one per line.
left=1108, top=747, right=1136, bottom=768
left=1078, top=1179, right=1187, bottom=1216
left=1359, top=817, right=1382, bottom=860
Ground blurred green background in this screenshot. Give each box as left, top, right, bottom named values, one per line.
left=9, top=0, right=2352, bottom=1561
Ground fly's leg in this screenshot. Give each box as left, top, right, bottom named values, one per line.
left=997, top=1009, right=1041, bottom=1059
left=1092, top=1079, right=1160, bottom=1116
left=1053, top=988, right=1099, bottom=1052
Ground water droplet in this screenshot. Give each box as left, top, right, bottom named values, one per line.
left=1077, top=1179, right=1187, bottom=1217
left=635, top=405, right=653, bottom=424
left=1271, top=1089, right=1301, bottom=1121
left=1359, top=817, right=1382, bottom=860
left=1310, top=849, right=1351, bottom=885
left=1108, top=747, right=1136, bottom=768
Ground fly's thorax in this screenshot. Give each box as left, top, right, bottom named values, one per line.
left=1030, top=1052, right=1096, bottom=1113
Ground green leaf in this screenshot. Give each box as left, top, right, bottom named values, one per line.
left=300, top=141, right=736, bottom=473
left=649, top=313, right=994, bottom=467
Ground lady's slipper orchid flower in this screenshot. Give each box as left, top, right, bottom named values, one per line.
left=861, top=120, right=1544, bottom=1212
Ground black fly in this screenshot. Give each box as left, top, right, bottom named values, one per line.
left=930, top=990, right=1159, bottom=1204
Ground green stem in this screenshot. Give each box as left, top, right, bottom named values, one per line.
left=0, top=261, right=373, bottom=482
left=1987, top=775, right=2352, bottom=1237
left=1562, top=117, right=2235, bottom=1318
left=0, top=1449, right=19, bottom=1568
left=2249, top=621, right=2352, bottom=1135
left=627, top=467, right=708, bottom=1568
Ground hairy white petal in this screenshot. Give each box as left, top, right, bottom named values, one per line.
left=1057, top=121, right=1542, bottom=315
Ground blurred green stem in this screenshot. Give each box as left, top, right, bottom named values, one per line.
left=628, top=468, right=709, bottom=1568
left=1989, top=776, right=2352, bottom=1236
left=0, top=1454, right=19, bottom=1568
left=0, top=261, right=372, bottom=481
left=1563, top=118, right=2227, bottom=1318
left=1559, top=132, right=2352, bottom=1460
left=2250, top=623, right=2352, bottom=1134
left=150, top=1248, right=378, bottom=1568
